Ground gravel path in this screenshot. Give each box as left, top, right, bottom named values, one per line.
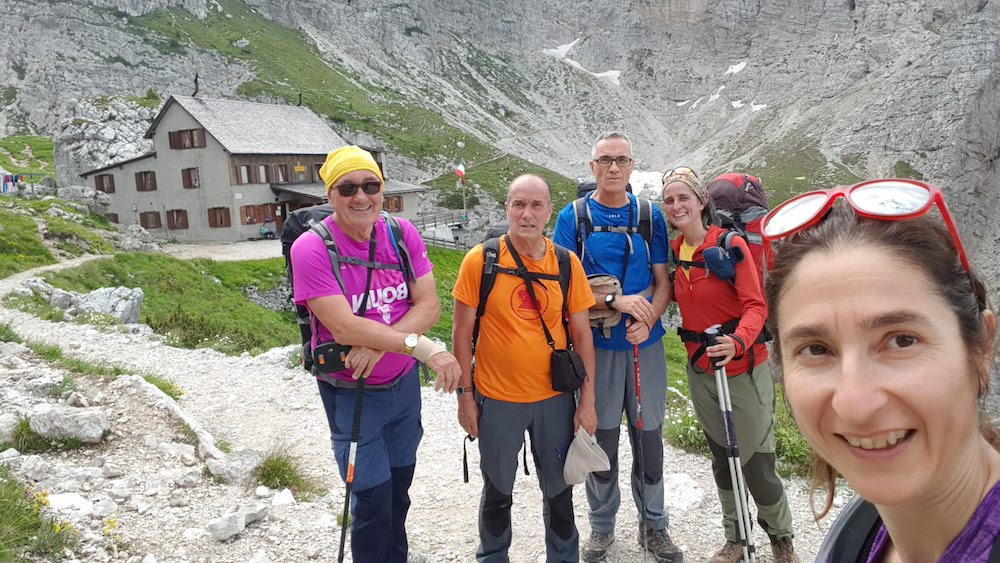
left=2, top=242, right=848, bottom=562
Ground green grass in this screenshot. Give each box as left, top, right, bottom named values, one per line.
left=0, top=205, right=57, bottom=278
left=426, top=246, right=465, bottom=343
left=143, top=374, right=184, bottom=400
left=893, top=159, right=925, bottom=180
left=195, top=257, right=287, bottom=292
left=0, top=322, right=21, bottom=343
left=129, top=0, right=575, bottom=192
left=252, top=445, right=318, bottom=497
left=45, top=216, right=116, bottom=257
left=424, top=155, right=579, bottom=208
left=20, top=341, right=131, bottom=378
left=50, top=375, right=77, bottom=397
left=0, top=466, right=78, bottom=561
left=4, top=418, right=83, bottom=454
left=0, top=135, right=54, bottom=178
left=34, top=253, right=298, bottom=355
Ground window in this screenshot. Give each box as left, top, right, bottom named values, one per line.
left=257, top=165, right=270, bottom=183
left=236, top=164, right=252, bottom=185
left=135, top=171, right=157, bottom=192
left=105, top=213, right=119, bottom=223
left=385, top=195, right=404, bottom=213
left=168, top=128, right=207, bottom=150
left=313, top=163, right=323, bottom=182
left=240, top=203, right=280, bottom=225
left=274, top=164, right=288, bottom=184
left=208, top=207, right=231, bottom=228
left=139, top=211, right=161, bottom=229
left=181, top=167, right=200, bottom=189
left=95, top=174, right=115, bottom=194
left=166, top=209, right=189, bottom=230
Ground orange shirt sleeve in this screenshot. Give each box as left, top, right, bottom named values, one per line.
left=451, top=243, right=485, bottom=309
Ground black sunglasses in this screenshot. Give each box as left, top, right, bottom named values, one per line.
left=334, top=181, right=382, bottom=197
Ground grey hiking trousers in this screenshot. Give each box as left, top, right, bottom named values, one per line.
left=585, top=341, right=669, bottom=533
left=475, top=390, right=579, bottom=562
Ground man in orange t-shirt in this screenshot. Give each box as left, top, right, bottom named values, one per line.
left=452, top=174, right=597, bottom=562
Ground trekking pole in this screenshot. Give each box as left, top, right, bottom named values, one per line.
left=338, top=379, right=366, bottom=563
left=705, top=325, right=757, bottom=563
left=632, top=343, right=648, bottom=563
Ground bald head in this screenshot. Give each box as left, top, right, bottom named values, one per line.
left=506, top=174, right=552, bottom=204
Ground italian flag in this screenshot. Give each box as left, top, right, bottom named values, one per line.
left=455, top=161, right=465, bottom=181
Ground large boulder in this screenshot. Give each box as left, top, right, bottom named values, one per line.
left=72, top=286, right=144, bottom=324
left=29, top=404, right=109, bottom=443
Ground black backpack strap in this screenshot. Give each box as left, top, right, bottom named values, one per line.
left=472, top=238, right=501, bottom=357
left=572, top=195, right=592, bottom=262
left=827, top=498, right=883, bottom=563
left=637, top=197, right=652, bottom=271
left=554, top=244, right=573, bottom=340
left=383, top=212, right=414, bottom=303
left=990, top=528, right=1000, bottom=563
left=310, top=220, right=347, bottom=293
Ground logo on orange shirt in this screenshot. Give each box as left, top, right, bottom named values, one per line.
left=511, top=281, right=549, bottom=320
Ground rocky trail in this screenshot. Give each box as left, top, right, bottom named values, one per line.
left=0, top=241, right=848, bottom=562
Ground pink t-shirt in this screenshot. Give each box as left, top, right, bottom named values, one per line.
left=290, top=214, right=433, bottom=385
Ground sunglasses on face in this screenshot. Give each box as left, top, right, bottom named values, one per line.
left=593, top=156, right=633, bottom=168
left=762, top=179, right=971, bottom=275
left=334, top=181, right=382, bottom=197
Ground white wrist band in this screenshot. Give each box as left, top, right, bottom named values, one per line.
left=412, top=336, right=446, bottom=363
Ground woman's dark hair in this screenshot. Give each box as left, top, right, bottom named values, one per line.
left=764, top=204, right=997, bottom=520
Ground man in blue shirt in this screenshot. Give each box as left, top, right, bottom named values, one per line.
left=553, top=132, right=681, bottom=563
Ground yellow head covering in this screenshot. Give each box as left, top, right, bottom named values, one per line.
left=319, top=145, right=384, bottom=193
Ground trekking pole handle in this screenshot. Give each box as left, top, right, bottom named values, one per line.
left=705, top=324, right=725, bottom=371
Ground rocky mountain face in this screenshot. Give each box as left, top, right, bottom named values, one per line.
left=3, top=0, right=999, bottom=284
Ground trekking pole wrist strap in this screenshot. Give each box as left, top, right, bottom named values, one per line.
left=412, top=335, right=445, bottom=363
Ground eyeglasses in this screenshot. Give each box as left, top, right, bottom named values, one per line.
left=664, top=166, right=699, bottom=179
left=593, top=156, right=633, bottom=168
left=762, top=179, right=971, bottom=274
left=334, top=181, right=382, bottom=197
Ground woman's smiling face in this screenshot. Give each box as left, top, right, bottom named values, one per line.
left=778, top=243, right=982, bottom=507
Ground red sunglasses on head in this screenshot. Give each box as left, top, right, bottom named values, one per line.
left=762, top=178, right=971, bottom=275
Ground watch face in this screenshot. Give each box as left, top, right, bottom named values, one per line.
left=405, top=334, right=419, bottom=347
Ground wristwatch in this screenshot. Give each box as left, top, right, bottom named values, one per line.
left=403, top=333, right=419, bottom=355
left=605, top=293, right=616, bottom=309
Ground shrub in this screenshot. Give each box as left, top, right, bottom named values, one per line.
left=143, top=374, right=184, bottom=400
left=252, top=445, right=316, bottom=497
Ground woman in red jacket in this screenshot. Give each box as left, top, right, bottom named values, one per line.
left=661, top=168, right=798, bottom=563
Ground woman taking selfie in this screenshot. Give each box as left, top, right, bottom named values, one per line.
left=762, top=179, right=1000, bottom=561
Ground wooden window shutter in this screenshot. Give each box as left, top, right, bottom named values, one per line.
left=135, top=172, right=145, bottom=191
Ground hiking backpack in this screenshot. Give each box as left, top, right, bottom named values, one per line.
left=281, top=205, right=416, bottom=371
left=571, top=191, right=653, bottom=278
left=816, top=496, right=1000, bottom=562
left=706, top=173, right=773, bottom=290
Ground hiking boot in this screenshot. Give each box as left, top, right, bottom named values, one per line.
left=582, top=530, right=615, bottom=562
left=638, top=526, right=684, bottom=563
left=708, top=541, right=744, bottom=563
left=770, top=536, right=800, bottom=563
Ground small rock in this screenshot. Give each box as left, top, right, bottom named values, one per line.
left=180, top=453, right=197, bottom=466
left=304, top=547, right=320, bottom=559
left=103, top=464, right=125, bottom=479
left=207, top=512, right=245, bottom=541
left=141, top=555, right=157, bottom=563
left=271, top=489, right=296, bottom=506
left=0, top=448, right=19, bottom=459
left=182, top=528, right=209, bottom=541
left=169, top=490, right=189, bottom=507
left=255, top=486, right=271, bottom=498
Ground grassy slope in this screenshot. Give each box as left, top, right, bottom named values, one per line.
left=129, top=0, right=575, bottom=201
left=0, top=136, right=55, bottom=178
left=36, top=253, right=297, bottom=355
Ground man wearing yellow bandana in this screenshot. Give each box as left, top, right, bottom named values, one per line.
left=290, top=145, right=462, bottom=562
